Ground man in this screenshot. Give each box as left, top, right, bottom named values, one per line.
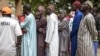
left=36, top=5, right=47, bottom=56
left=58, top=9, right=70, bottom=56
left=70, top=1, right=83, bottom=56
left=92, top=7, right=100, bottom=56
left=17, top=14, right=25, bottom=56
left=69, top=10, right=75, bottom=32
left=0, top=7, right=22, bottom=56
left=94, top=8, right=100, bottom=43
left=45, top=4, right=59, bottom=56
left=76, top=1, right=98, bottom=56
left=20, top=4, right=37, bottom=56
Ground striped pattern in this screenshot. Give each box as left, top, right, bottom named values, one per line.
left=76, top=13, right=97, bottom=56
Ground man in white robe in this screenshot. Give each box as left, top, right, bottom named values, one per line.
left=45, top=4, right=59, bottom=56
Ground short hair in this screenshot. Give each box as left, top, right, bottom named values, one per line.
left=47, top=4, right=56, bottom=11
left=23, top=4, right=31, bottom=12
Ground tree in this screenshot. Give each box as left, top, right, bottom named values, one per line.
left=15, top=0, right=22, bottom=16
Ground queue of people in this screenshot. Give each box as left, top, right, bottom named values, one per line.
left=0, top=0, right=99, bottom=56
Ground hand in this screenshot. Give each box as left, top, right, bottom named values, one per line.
left=22, top=28, right=27, bottom=33
left=59, top=30, right=62, bottom=32
left=39, top=28, right=43, bottom=32
left=46, top=43, right=49, bottom=48
left=59, top=29, right=63, bottom=32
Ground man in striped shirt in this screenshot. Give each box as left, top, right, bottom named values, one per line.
left=76, top=1, right=98, bottom=56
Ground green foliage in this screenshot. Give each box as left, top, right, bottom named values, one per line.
left=22, top=0, right=71, bottom=13
left=22, top=0, right=100, bottom=14
left=22, top=0, right=49, bottom=13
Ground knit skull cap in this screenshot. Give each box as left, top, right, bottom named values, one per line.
left=73, top=0, right=81, bottom=8
left=38, top=5, right=45, bottom=12
left=84, top=0, right=93, bottom=9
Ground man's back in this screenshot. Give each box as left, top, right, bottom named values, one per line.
left=0, top=17, right=22, bottom=56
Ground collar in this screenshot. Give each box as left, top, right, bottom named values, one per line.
left=75, top=10, right=80, bottom=14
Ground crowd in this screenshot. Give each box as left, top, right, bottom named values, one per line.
left=0, top=0, right=100, bottom=56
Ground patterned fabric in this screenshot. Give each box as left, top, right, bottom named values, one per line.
left=58, top=18, right=70, bottom=56
left=76, top=13, right=98, bottom=56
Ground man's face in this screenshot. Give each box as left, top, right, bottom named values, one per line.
left=81, top=3, right=88, bottom=12
left=58, top=12, right=66, bottom=20
left=92, top=7, right=97, bottom=16
left=23, top=7, right=27, bottom=15
left=35, top=9, right=42, bottom=19
left=46, top=8, right=51, bottom=15
left=37, top=9, right=42, bottom=15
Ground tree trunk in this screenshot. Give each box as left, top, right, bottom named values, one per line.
left=0, top=0, right=8, bottom=9
left=0, top=0, right=8, bottom=16
left=15, top=0, right=22, bottom=16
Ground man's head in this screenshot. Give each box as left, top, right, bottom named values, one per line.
left=95, top=7, right=100, bottom=16
left=91, top=7, right=97, bottom=16
left=36, top=5, right=45, bottom=19
left=72, top=1, right=81, bottom=11
left=58, top=9, right=66, bottom=20
left=81, top=1, right=93, bottom=12
left=23, top=4, right=31, bottom=15
left=1, top=7, right=12, bottom=17
left=46, top=4, right=55, bottom=15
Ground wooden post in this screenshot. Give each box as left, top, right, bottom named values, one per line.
left=15, top=0, right=22, bottom=16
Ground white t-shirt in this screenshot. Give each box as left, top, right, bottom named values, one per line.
left=0, top=17, right=22, bottom=56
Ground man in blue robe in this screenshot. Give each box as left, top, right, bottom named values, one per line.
left=20, top=4, right=37, bottom=56
left=70, top=1, right=83, bottom=56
